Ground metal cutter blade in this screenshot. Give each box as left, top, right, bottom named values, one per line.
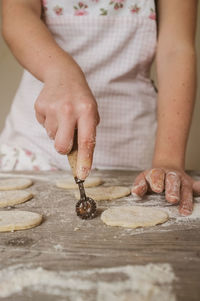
left=67, top=129, right=97, bottom=219
left=75, top=177, right=97, bottom=220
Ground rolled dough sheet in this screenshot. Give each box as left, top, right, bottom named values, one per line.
left=101, top=206, right=169, bottom=228
left=0, top=191, right=33, bottom=208
left=74, top=186, right=131, bottom=201
left=0, top=211, right=43, bottom=232
left=56, top=176, right=103, bottom=189
left=0, top=178, right=32, bottom=191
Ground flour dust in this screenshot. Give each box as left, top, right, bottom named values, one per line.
left=0, top=263, right=176, bottom=301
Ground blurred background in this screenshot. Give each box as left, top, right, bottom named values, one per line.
left=0, top=4, right=200, bottom=170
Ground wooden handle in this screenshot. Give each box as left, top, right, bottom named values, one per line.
left=67, top=130, right=78, bottom=177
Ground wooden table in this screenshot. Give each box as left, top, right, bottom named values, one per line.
left=0, top=170, right=200, bottom=301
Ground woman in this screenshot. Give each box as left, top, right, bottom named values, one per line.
left=1, top=0, right=200, bottom=214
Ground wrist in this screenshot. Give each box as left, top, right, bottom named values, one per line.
left=152, top=130, right=187, bottom=170
left=43, top=53, right=85, bottom=84
left=152, top=152, right=185, bottom=170
left=41, top=57, right=95, bottom=104
left=43, top=63, right=90, bottom=97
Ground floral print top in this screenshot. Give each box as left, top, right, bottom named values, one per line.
left=42, top=0, right=156, bottom=19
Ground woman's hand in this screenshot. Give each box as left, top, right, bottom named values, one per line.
left=34, top=65, right=100, bottom=180
left=132, top=168, right=200, bottom=216
left=2, top=0, right=100, bottom=180
left=143, top=2, right=198, bottom=216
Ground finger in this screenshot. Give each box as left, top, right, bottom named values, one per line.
left=44, top=117, right=58, bottom=140
left=54, top=117, right=76, bottom=155
left=165, top=172, right=181, bottom=204
left=145, top=168, right=165, bottom=193
left=76, top=117, right=97, bottom=180
left=193, top=181, right=200, bottom=196
left=34, top=96, right=46, bottom=126
left=179, top=182, right=193, bottom=216
left=131, top=173, right=148, bottom=197
left=35, top=111, right=45, bottom=127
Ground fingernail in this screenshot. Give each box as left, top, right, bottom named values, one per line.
left=179, top=203, right=193, bottom=216
left=77, top=166, right=90, bottom=180
left=131, top=192, right=142, bottom=201
left=179, top=208, right=192, bottom=216
left=55, top=146, right=68, bottom=155
left=132, top=183, right=147, bottom=196
left=167, top=195, right=179, bottom=204
left=47, top=131, right=54, bottom=140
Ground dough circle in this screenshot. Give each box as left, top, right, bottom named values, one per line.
left=56, top=176, right=103, bottom=189
left=74, top=186, right=131, bottom=201
left=101, top=206, right=169, bottom=228
left=0, top=178, right=32, bottom=191
left=0, top=191, right=33, bottom=208
left=0, top=211, right=43, bottom=232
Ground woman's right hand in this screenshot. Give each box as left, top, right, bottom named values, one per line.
left=34, top=63, right=100, bottom=180
left=2, top=0, right=100, bottom=179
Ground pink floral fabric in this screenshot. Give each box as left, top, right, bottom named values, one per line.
left=0, top=0, right=157, bottom=171
left=42, top=0, right=156, bottom=19
left=0, top=145, right=58, bottom=171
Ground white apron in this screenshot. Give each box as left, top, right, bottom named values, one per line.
left=0, top=0, right=157, bottom=171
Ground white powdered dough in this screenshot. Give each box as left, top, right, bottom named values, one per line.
left=0, top=211, right=42, bottom=232
left=74, top=186, right=131, bottom=201
left=0, top=178, right=32, bottom=190
left=0, top=191, right=33, bottom=208
left=0, top=263, right=176, bottom=300
left=56, top=176, right=103, bottom=189
left=101, top=206, right=169, bottom=228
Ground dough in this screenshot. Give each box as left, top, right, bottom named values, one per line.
left=0, top=211, right=43, bottom=232
left=0, top=191, right=33, bottom=208
left=101, top=206, right=169, bottom=228
left=74, top=186, right=131, bottom=201
left=0, top=178, right=32, bottom=190
left=56, top=176, right=103, bottom=189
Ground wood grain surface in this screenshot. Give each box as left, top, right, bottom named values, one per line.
left=0, top=170, right=200, bottom=301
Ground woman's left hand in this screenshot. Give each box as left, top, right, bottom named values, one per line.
left=132, top=168, right=200, bottom=216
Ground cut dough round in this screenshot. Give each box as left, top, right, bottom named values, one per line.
left=56, top=176, right=103, bottom=189
left=0, top=211, right=43, bottom=232
left=0, top=178, right=32, bottom=191
left=0, top=191, right=33, bottom=208
left=101, top=206, right=169, bottom=228
left=74, top=186, right=131, bottom=201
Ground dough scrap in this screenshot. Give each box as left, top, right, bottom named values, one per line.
left=101, top=206, right=169, bottom=228
left=0, top=178, right=32, bottom=191
left=56, top=176, right=103, bottom=189
left=74, top=186, right=131, bottom=201
left=0, top=191, right=33, bottom=208
left=0, top=211, right=43, bottom=232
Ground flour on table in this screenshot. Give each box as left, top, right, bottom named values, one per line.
left=74, top=186, right=131, bottom=201
left=0, top=190, right=33, bottom=208
left=167, top=202, right=200, bottom=221
left=0, top=211, right=42, bottom=232
left=101, top=206, right=169, bottom=228
left=0, top=263, right=176, bottom=300
left=56, top=176, right=103, bottom=189
left=0, top=178, right=32, bottom=190
left=116, top=196, right=200, bottom=235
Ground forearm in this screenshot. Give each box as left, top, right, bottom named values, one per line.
left=2, top=0, right=82, bottom=83
left=153, top=47, right=196, bottom=169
